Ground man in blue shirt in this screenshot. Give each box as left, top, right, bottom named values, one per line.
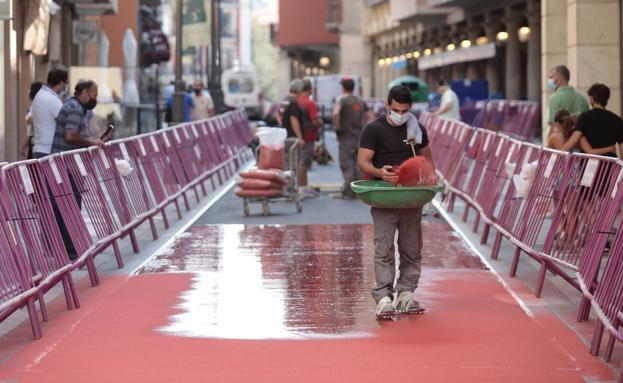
left=165, top=90, right=195, bottom=123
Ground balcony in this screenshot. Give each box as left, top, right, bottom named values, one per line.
left=389, top=0, right=457, bottom=24
left=64, top=0, right=118, bottom=16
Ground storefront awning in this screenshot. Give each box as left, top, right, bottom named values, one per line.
left=417, top=43, right=495, bottom=70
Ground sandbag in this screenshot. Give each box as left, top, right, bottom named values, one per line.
left=258, top=145, right=285, bottom=170
left=239, top=169, right=287, bottom=185
left=396, top=156, right=436, bottom=186
left=235, top=188, right=284, bottom=198
left=237, top=178, right=284, bottom=190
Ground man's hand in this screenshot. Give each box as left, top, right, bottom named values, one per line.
left=91, top=138, right=106, bottom=149
left=297, top=138, right=305, bottom=148
left=379, top=165, right=398, bottom=184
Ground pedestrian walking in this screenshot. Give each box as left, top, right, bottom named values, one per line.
left=21, top=81, right=44, bottom=159
left=332, top=77, right=370, bottom=199
left=31, top=65, right=69, bottom=159
left=432, top=80, right=460, bottom=120
left=190, top=80, right=215, bottom=120
left=297, top=79, right=322, bottom=197
left=50, top=79, right=105, bottom=260
left=357, top=85, right=436, bottom=318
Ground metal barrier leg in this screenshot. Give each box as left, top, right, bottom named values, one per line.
left=112, top=240, right=124, bottom=268
left=534, top=260, right=548, bottom=298
left=480, top=223, right=490, bottom=245
left=86, top=256, right=100, bottom=287
left=462, top=205, right=470, bottom=222
left=605, top=323, right=619, bottom=362
left=590, top=321, right=605, bottom=356
left=174, top=199, right=182, bottom=220
left=472, top=213, right=480, bottom=233
left=38, top=292, right=48, bottom=321
left=491, top=233, right=502, bottom=260
left=61, top=275, right=75, bottom=310
left=509, top=247, right=521, bottom=277
left=448, top=193, right=456, bottom=212
left=577, top=297, right=591, bottom=322
left=129, top=229, right=140, bottom=253
left=27, top=298, right=42, bottom=340
left=149, top=217, right=159, bottom=240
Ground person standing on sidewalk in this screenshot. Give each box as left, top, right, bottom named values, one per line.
left=358, top=85, right=435, bottom=317
left=50, top=79, right=105, bottom=260
left=190, top=80, right=215, bottom=120
left=546, top=65, right=589, bottom=140
left=20, top=81, right=44, bottom=159
left=332, top=77, right=371, bottom=199
left=32, top=65, right=69, bottom=159
left=432, top=80, right=460, bottom=120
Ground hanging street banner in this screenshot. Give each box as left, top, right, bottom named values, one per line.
left=176, top=0, right=211, bottom=49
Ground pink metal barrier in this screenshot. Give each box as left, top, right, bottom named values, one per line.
left=472, top=100, right=540, bottom=140
left=0, top=161, right=80, bottom=338
left=0, top=109, right=253, bottom=339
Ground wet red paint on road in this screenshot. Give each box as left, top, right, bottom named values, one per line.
left=0, top=222, right=615, bottom=382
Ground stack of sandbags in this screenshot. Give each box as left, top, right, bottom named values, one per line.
left=235, top=168, right=287, bottom=198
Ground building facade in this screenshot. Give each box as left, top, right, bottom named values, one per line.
left=363, top=0, right=622, bottom=140
left=0, top=0, right=138, bottom=162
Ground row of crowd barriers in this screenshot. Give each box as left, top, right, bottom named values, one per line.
left=0, top=109, right=254, bottom=339
left=420, top=111, right=623, bottom=377
left=461, top=100, right=541, bottom=141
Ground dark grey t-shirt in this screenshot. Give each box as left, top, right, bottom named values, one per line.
left=337, top=94, right=367, bottom=139
left=359, top=114, right=429, bottom=169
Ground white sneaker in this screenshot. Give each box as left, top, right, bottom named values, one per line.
left=375, top=296, right=395, bottom=316
left=395, top=291, right=423, bottom=312
left=299, top=187, right=318, bottom=199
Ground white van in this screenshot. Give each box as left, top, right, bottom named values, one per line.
left=222, top=66, right=262, bottom=118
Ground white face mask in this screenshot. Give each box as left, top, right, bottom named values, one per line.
left=388, top=110, right=409, bottom=126
left=58, top=83, right=69, bottom=99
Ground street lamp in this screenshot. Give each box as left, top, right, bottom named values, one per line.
left=172, top=0, right=186, bottom=123
left=208, top=0, right=226, bottom=113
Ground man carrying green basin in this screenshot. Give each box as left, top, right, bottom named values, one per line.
left=357, top=85, right=436, bottom=318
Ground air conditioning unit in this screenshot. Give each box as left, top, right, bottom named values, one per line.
left=66, top=0, right=118, bottom=16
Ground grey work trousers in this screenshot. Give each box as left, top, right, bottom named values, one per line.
left=338, top=137, right=361, bottom=196
left=370, top=206, right=423, bottom=303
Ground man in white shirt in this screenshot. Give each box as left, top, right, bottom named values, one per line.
left=190, top=80, right=215, bottom=120
left=32, top=65, right=69, bottom=158
left=433, top=80, right=461, bottom=120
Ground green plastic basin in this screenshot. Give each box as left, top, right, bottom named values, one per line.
left=350, top=180, right=443, bottom=209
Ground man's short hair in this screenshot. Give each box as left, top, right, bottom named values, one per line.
left=302, top=78, right=313, bottom=92
left=387, top=85, right=412, bottom=105
left=588, top=83, right=610, bottom=106
left=340, top=77, right=355, bottom=92
left=47, top=65, right=69, bottom=87
left=29, top=81, right=44, bottom=101
left=74, top=79, right=97, bottom=96
left=289, top=79, right=304, bottom=94
left=436, top=79, right=448, bottom=87
left=553, top=65, right=570, bottom=82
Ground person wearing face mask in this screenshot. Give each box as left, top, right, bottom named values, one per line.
left=432, top=80, right=461, bottom=120
left=51, top=79, right=105, bottom=154
left=190, top=80, right=215, bottom=120
left=358, top=85, right=436, bottom=318
left=31, top=65, right=70, bottom=159
left=546, top=65, right=589, bottom=141
left=49, top=79, right=105, bottom=261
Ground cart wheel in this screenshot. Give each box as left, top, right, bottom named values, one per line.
left=262, top=201, right=270, bottom=216
left=243, top=199, right=250, bottom=216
